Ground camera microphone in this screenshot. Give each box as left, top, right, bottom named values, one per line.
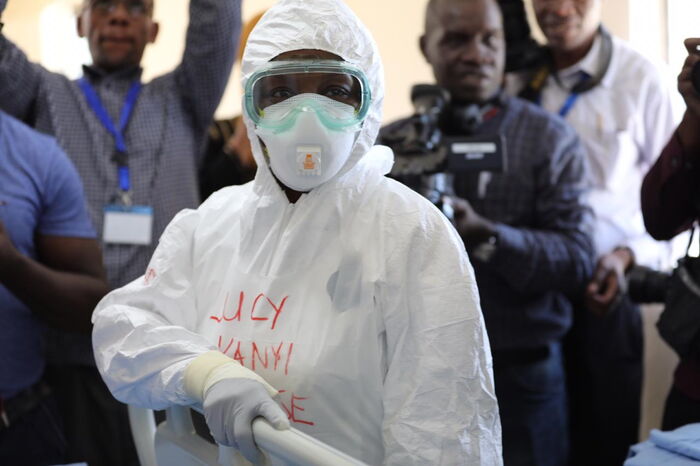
left=410, top=84, right=451, bottom=118
left=379, top=84, right=450, bottom=162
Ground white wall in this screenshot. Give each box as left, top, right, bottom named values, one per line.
left=667, top=0, right=700, bottom=76
left=524, top=0, right=668, bottom=63
left=2, top=0, right=435, bottom=121
left=3, top=0, right=682, bottom=120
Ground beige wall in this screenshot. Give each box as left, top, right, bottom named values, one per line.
left=3, top=0, right=56, bottom=63
left=2, top=0, right=672, bottom=120
left=220, top=0, right=436, bottom=122
left=523, top=0, right=632, bottom=42
left=2, top=0, right=435, bottom=121
left=221, top=0, right=437, bottom=121
left=526, top=0, right=670, bottom=64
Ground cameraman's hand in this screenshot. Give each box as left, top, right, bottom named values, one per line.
left=584, top=248, right=634, bottom=316
left=677, top=38, right=700, bottom=151
left=442, top=196, right=496, bottom=248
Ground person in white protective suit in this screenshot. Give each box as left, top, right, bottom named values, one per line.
left=91, top=0, right=503, bottom=464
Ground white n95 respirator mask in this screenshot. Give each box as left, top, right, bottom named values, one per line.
left=255, top=94, right=360, bottom=191
left=244, top=60, right=372, bottom=192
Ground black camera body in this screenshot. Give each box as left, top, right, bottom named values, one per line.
left=497, top=0, right=546, bottom=72
left=380, top=84, right=507, bottom=219
left=626, top=265, right=672, bottom=304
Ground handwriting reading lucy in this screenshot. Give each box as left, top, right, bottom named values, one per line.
left=209, top=291, right=288, bottom=331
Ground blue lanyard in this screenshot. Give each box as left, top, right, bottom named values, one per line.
left=535, top=91, right=580, bottom=118
left=557, top=92, right=581, bottom=118
left=78, top=77, right=142, bottom=193
left=535, top=72, right=590, bottom=118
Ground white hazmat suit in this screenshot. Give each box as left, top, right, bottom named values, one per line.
left=91, top=0, right=502, bottom=464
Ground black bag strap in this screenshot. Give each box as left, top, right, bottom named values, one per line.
left=683, top=222, right=698, bottom=258
left=519, top=26, right=614, bottom=103
left=677, top=223, right=700, bottom=301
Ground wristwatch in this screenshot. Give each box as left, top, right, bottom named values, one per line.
left=472, top=234, right=499, bottom=263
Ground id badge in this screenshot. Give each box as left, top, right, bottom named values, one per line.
left=103, top=205, right=153, bottom=245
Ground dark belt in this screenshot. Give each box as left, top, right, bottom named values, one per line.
left=0, top=380, right=52, bottom=432
left=493, top=346, right=551, bottom=369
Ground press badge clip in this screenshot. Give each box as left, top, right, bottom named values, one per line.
left=79, top=77, right=151, bottom=245
left=103, top=191, right=153, bottom=246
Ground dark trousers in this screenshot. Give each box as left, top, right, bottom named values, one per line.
left=565, top=296, right=643, bottom=466
left=45, top=364, right=139, bottom=466
left=662, top=384, right=700, bottom=430
left=0, top=394, right=66, bottom=465
left=495, top=342, right=568, bottom=466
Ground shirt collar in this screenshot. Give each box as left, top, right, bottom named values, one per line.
left=555, top=31, right=611, bottom=89
left=82, top=64, right=143, bottom=83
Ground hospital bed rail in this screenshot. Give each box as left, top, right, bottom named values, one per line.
left=128, top=404, right=368, bottom=466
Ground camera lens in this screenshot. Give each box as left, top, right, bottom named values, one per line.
left=693, top=61, right=700, bottom=94
left=626, top=265, right=671, bottom=304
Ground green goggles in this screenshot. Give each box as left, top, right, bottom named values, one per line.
left=244, top=61, right=372, bottom=132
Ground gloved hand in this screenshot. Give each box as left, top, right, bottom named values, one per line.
left=202, top=377, right=290, bottom=464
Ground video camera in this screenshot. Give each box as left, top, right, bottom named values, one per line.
left=380, top=84, right=507, bottom=220
left=628, top=190, right=700, bottom=305
left=497, top=0, right=545, bottom=72
left=626, top=265, right=672, bottom=304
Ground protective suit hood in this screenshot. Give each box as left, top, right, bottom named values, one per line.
left=241, top=0, right=385, bottom=194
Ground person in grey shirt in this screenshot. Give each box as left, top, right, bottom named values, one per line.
left=0, top=1, right=241, bottom=464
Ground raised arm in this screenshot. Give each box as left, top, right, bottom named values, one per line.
left=642, top=118, right=700, bottom=240
left=174, top=0, right=241, bottom=131
left=642, top=38, right=700, bottom=241
left=0, top=2, right=47, bottom=120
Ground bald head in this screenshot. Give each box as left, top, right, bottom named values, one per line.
left=420, top=0, right=505, bottom=104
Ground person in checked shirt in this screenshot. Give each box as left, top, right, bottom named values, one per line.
left=0, top=1, right=241, bottom=464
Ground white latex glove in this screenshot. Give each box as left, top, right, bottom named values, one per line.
left=203, top=378, right=290, bottom=464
